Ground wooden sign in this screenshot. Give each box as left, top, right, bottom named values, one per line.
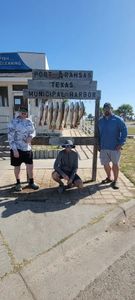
left=23, top=69, right=101, bottom=100
left=28, top=79, right=97, bottom=91
left=32, top=69, right=93, bottom=81
left=23, top=89, right=101, bottom=100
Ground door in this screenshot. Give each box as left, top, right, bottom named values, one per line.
left=13, top=96, right=28, bottom=117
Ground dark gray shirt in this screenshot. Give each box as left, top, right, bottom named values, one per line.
left=54, top=149, right=78, bottom=180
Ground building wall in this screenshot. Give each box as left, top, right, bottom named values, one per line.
left=18, top=52, right=49, bottom=70
left=0, top=78, right=29, bottom=133
left=0, top=52, right=49, bottom=134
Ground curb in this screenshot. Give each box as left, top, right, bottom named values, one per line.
left=107, top=198, right=135, bottom=223
left=56, top=198, right=135, bottom=256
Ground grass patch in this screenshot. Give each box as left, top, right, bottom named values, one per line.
left=120, top=139, right=135, bottom=185
left=127, top=127, right=135, bottom=135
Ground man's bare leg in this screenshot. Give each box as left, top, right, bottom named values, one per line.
left=111, top=163, right=119, bottom=189
left=14, top=166, right=22, bottom=191
left=112, top=163, right=119, bottom=182
left=26, top=163, right=33, bottom=179
left=104, top=164, right=112, bottom=180
left=26, top=164, right=39, bottom=190
left=14, top=166, right=21, bottom=180
left=74, top=179, right=83, bottom=189
left=52, top=171, right=64, bottom=186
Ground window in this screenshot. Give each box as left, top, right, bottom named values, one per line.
left=0, top=87, right=8, bottom=106
left=14, top=98, right=21, bottom=105
left=14, top=96, right=27, bottom=108
left=12, top=85, right=28, bottom=91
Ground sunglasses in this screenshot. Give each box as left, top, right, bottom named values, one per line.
left=21, top=112, right=27, bottom=115
left=65, top=145, right=72, bottom=148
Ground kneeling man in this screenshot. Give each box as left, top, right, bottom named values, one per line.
left=52, top=139, right=83, bottom=193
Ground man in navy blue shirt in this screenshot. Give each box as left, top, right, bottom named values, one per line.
left=98, top=102, right=127, bottom=189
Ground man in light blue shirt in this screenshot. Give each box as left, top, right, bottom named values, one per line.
left=98, top=102, right=127, bottom=189
left=8, top=106, right=39, bottom=191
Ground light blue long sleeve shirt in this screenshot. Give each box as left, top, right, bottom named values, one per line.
left=98, top=114, right=127, bottom=150
left=8, top=117, right=35, bottom=151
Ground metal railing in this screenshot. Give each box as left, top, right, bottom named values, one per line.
left=0, top=115, right=9, bottom=134
left=80, top=119, right=94, bottom=136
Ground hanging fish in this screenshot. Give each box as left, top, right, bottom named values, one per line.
left=43, top=103, right=48, bottom=125
left=69, top=102, right=74, bottom=128
left=73, top=102, right=79, bottom=128
left=52, top=101, right=59, bottom=130
left=38, top=102, right=44, bottom=126
left=78, top=101, right=85, bottom=124
left=63, top=102, right=69, bottom=128
left=48, top=101, right=53, bottom=129
left=57, top=101, right=64, bottom=130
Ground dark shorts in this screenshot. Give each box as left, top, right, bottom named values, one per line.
left=56, top=170, right=81, bottom=183
left=10, top=149, right=33, bottom=166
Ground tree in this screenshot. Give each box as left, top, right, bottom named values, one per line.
left=116, top=104, right=134, bottom=120
left=99, top=107, right=104, bottom=116
left=87, top=113, right=93, bottom=119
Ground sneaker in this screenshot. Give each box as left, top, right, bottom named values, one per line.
left=111, top=181, right=119, bottom=189
left=15, top=183, right=22, bottom=192
left=101, top=178, right=112, bottom=184
left=28, top=183, right=39, bottom=190
left=58, top=184, right=65, bottom=194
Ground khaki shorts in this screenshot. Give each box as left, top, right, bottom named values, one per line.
left=100, top=150, right=121, bottom=165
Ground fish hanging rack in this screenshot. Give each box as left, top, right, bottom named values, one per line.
left=37, top=100, right=85, bottom=131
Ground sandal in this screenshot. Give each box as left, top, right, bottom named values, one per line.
left=101, top=178, right=112, bottom=184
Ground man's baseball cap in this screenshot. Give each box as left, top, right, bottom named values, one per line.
left=19, top=106, right=28, bottom=112
left=103, top=102, right=112, bottom=109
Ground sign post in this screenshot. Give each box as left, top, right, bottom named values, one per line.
left=23, top=69, right=101, bottom=181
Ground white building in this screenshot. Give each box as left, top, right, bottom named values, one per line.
left=0, top=52, right=49, bottom=134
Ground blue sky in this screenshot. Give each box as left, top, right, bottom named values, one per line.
left=0, top=0, right=135, bottom=115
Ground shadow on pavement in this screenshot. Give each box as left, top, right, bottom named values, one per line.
left=0, top=183, right=111, bottom=218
